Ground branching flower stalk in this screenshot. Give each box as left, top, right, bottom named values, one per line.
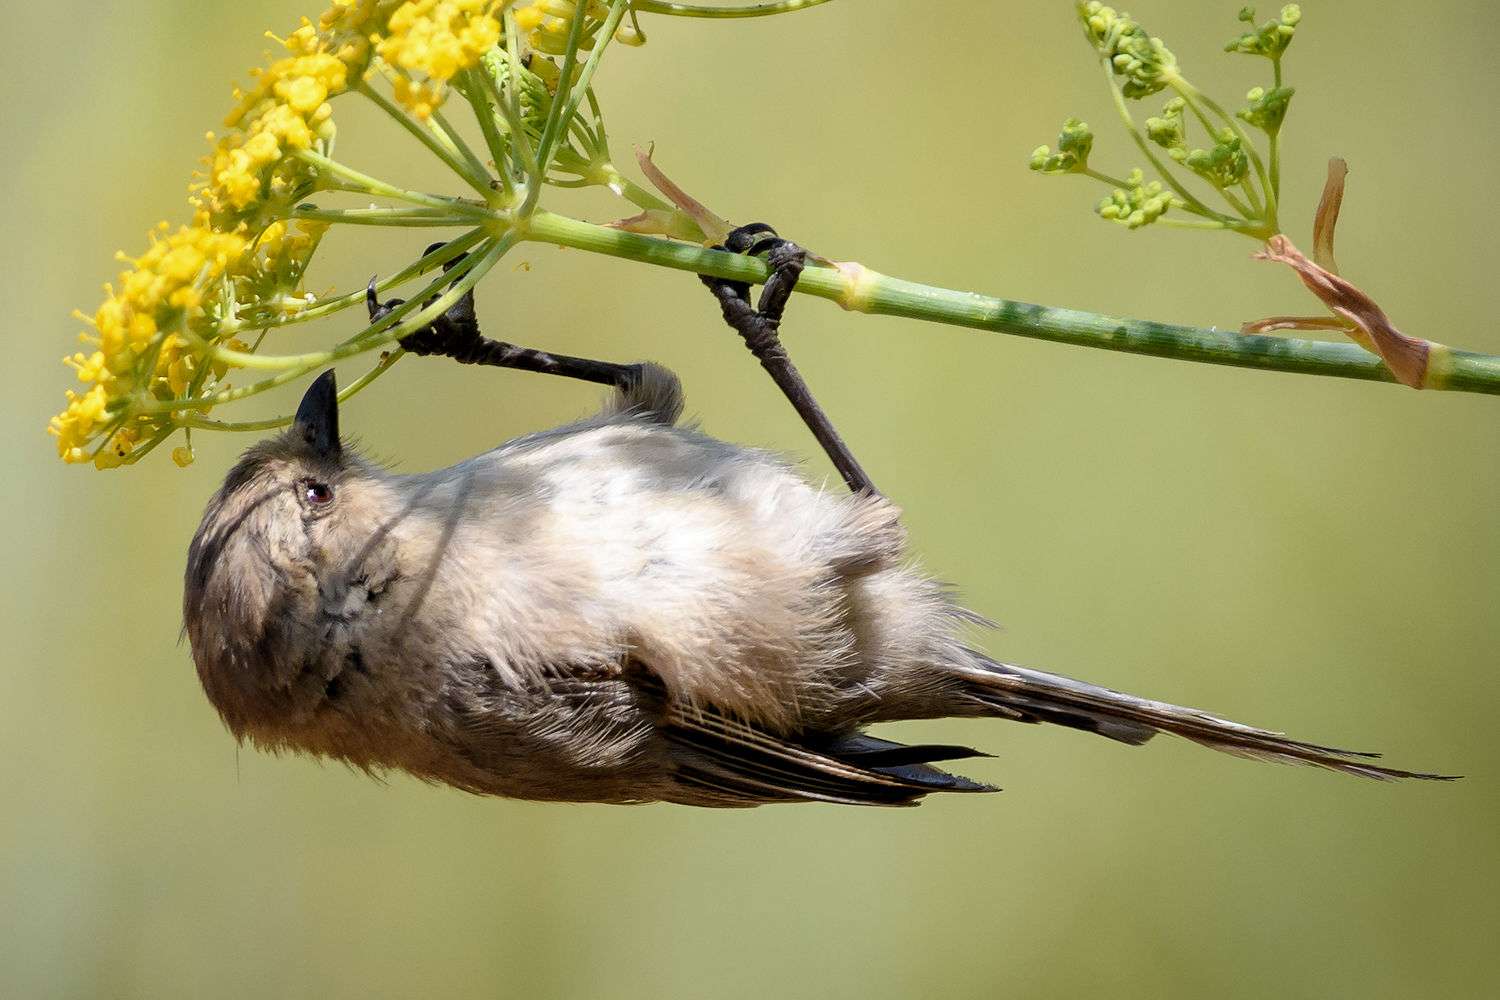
left=1031, top=3, right=1302, bottom=237
left=51, top=1, right=1500, bottom=470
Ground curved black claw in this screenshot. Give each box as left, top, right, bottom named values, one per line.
left=723, top=222, right=779, bottom=254
left=365, top=242, right=481, bottom=358
left=365, top=277, right=401, bottom=323
left=696, top=221, right=876, bottom=497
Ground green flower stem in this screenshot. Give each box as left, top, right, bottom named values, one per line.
left=1214, top=185, right=1253, bottom=219
left=613, top=175, right=673, bottom=212
left=1082, top=167, right=1135, bottom=190
left=426, top=101, right=496, bottom=192
left=631, top=0, right=833, bottom=16
left=1238, top=175, right=1264, bottom=217
left=522, top=211, right=1500, bottom=395
left=527, top=0, right=631, bottom=216
left=289, top=206, right=488, bottom=227
left=176, top=412, right=298, bottom=432
left=1175, top=79, right=1275, bottom=226
left=119, top=421, right=177, bottom=465
left=456, top=68, right=513, bottom=195
left=355, top=80, right=495, bottom=200
left=143, top=237, right=511, bottom=416
left=1267, top=128, right=1281, bottom=209
left=339, top=233, right=508, bottom=350
left=295, top=149, right=483, bottom=212
left=1158, top=216, right=1241, bottom=231
left=531, top=1, right=592, bottom=186
left=488, top=23, right=541, bottom=186
left=1102, top=65, right=1215, bottom=218
left=236, top=227, right=487, bottom=329
left=337, top=346, right=406, bottom=401
left=176, top=350, right=406, bottom=433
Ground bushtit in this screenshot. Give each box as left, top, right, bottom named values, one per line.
left=183, top=367, right=1448, bottom=806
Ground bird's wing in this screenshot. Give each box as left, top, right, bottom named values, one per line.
left=658, top=699, right=995, bottom=807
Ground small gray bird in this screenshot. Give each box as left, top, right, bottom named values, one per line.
left=183, top=367, right=1448, bottom=806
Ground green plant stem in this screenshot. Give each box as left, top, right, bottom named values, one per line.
left=1214, top=185, right=1252, bottom=219
left=290, top=206, right=488, bottom=227
left=527, top=0, right=631, bottom=216
left=296, top=149, right=483, bottom=212
left=176, top=350, right=405, bottom=433
left=532, top=2, right=591, bottom=185
left=1082, top=167, right=1134, bottom=189
left=426, top=103, right=495, bottom=191
left=522, top=211, right=1500, bottom=395
left=1102, top=68, right=1217, bottom=218
left=1158, top=216, right=1237, bottom=231
left=457, top=68, right=513, bottom=196
left=631, top=0, right=833, bottom=15
left=601, top=167, right=673, bottom=211
left=141, top=237, right=511, bottom=416
left=488, top=24, right=540, bottom=186
left=1175, top=78, right=1276, bottom=227
left=1238, top=176, right=1264, bottom=217
left=355, top=80, right=495, bottom=199
left=235, top=228, right=487, bottom=329
left=1267, top=129, right=1281, bottom=210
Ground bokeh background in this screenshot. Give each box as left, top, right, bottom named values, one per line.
left=3, top=2, right=1496, bottom=997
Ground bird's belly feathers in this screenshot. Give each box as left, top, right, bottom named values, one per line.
left=420, top=421, right=915, bottom=732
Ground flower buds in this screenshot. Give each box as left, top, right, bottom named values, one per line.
left=1225, top=5, right=1301, bottom=59
left=1029, top=119, right=1094, bottom=175
left=1078, top=2, right=1180, bottom=99
left=1096, top=168, right=1176, bottom=228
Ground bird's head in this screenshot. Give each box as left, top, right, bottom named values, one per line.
left=182, top=371, right=395, bottom=737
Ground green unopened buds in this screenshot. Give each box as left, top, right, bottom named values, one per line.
left=1145, top=97, right=1187, bottom=149
left=1078, top=2, right=1180, bottom=99
left=1180, top=131, right=1250, bottom=187
left=1096, top=168, right=1177, bottom=228
left=1238, top=86, right=1294, bottom=132
left=1030, top=119, right=1094, bottom=174
left=1037, top=4, right=1299, bottom=240
left=1225, top=5, right=1301, bottom=59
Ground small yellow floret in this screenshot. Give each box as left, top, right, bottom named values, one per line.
left=377, top=1, right=502, bottom=118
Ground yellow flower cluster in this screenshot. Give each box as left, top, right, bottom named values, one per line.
left=201, top=3, right=389, bottom=222
left=56, top=0, right=628, bottom=467
left=54, top=222, right=249, bottom=467
left=377, top=1, right=502, bottom=118
left=52, top=2, right=393, bottom=468
left=514, top=1, right=644, bottom=57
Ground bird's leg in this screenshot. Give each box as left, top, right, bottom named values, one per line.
left=698, top=223, right=878, bottom=496
left=368, top=242, right=646, bottom=392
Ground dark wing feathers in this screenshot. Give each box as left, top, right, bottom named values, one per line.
left=662, top=706, right=996, bottom=807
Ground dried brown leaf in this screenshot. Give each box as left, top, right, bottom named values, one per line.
left=605, top=208, right=706, bottom=242
left=1253, top=235, right=1430, bottom=388
left=1241, top=314, right=1359, bottom=336
left=1312, top=157, right=1348, bottom=275
left=633, top=145, right=731, bottom=245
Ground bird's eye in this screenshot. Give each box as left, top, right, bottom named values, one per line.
left=303, top=480, right=333, bottom=505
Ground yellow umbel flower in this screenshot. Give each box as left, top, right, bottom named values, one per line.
left=377, top=1, right=502, bottom=118
left=51, top=220, right=250, bottom=467
left=53, top=1, right=394, bottom=468
left=55, top=0, right=642, bottom=468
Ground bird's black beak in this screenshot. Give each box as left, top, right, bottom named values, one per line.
left=293, top=369, right=341, bottom=459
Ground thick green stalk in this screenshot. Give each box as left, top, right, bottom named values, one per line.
left=523, top=212, right=1500, bottom=395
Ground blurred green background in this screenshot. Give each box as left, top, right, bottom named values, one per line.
left=3, top=2, right=1496, bottom=997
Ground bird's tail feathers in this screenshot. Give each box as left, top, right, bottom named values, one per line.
left=961, top=655, right=1456, bottom=781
